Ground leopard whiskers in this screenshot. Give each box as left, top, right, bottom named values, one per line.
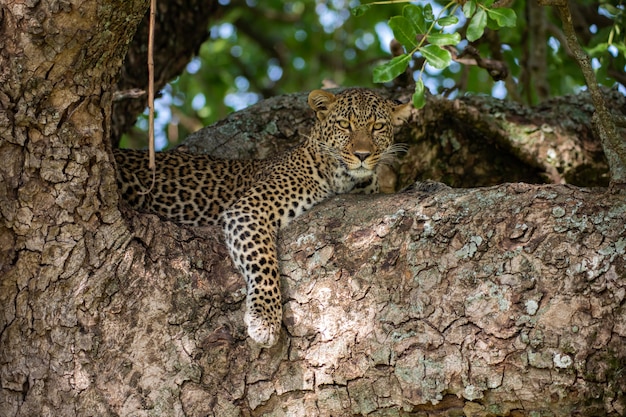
left=378, top=143, right=409, bottom=166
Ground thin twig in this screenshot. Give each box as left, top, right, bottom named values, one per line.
left=139, top=0, right=157, bottom=195
left=148, top=0, right=156, bottom=172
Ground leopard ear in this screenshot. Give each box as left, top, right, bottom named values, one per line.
left=308, top=90, right=337, bottom=121
left=391, top=102, right=412, bottom=126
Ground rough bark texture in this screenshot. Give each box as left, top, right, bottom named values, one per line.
left=1, top=1, right=625, bottom=416
left=182, top=92, right=316, bottom=160
left=407, top=90, right=623, bottom=188
left=6, top=184, right=625, bottom=416
left=0, top=0, right=146, bottom=415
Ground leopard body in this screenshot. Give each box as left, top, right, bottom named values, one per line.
left=115, top=88, right=411, bottom=346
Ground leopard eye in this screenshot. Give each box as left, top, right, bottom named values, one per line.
left=372, top=122, right=385, bottom=131
left=337, top=119, right=350, bottom=129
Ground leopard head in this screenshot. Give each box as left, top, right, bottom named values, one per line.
left=308, top=88, right=412, bottom=179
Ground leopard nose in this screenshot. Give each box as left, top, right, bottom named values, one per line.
left=354, top=151, right=370, bottom=162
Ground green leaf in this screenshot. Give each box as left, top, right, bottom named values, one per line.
left=423, top=4, right=434, bottom=21
left=403, top=4, right=426, bottom=34
left=603, top=4, right=620, bottom=15
left=351, top=4, right=371, bottom=17
left=486, top=8, right=517, bottom=27
left=486, top=16, right=501, bottom=31
left=437, top=16, right=459, bottom=27
left=389, top=16, right=418, bottom=50
left=413, top=79, right=426, bottom=109
left=462, top=0, right=476, bottom=18
left=427, top=32, right=461, bottom=46
left=419, top=44, right=451, bottom=69
left=373, top=54, right=411, bottom=83
left=467, top=8, right=487, bottom=42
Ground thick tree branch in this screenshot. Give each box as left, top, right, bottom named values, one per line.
left=41, top=182, right=625, bottom=416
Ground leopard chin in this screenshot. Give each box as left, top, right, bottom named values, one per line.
left=349, top=166, right=375, bottom=179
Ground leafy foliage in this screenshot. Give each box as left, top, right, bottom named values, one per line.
left=356, top=1, right=518, bottom=108
left=357, top=0, right=624, bottom=108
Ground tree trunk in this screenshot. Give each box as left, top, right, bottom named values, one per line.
left=0, top=0, right=147, bottom=415
left=6, top=182, right=625, bottom=416
left=1, top=1, right=625, bottom=416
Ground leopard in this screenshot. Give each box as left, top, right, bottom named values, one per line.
left=114, top=88, right=412, bottom=347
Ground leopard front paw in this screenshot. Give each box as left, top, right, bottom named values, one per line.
left=244, top=309, right=281, bottom=347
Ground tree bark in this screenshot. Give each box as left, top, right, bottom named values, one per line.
left=1, top=1, right=625, bottom=416
left=6, top=183, right=625, bottom=416
left=0, top=0, right=147, bottom=415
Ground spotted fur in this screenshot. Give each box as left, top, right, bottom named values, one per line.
left=115, top=88, right=411, bottom=346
